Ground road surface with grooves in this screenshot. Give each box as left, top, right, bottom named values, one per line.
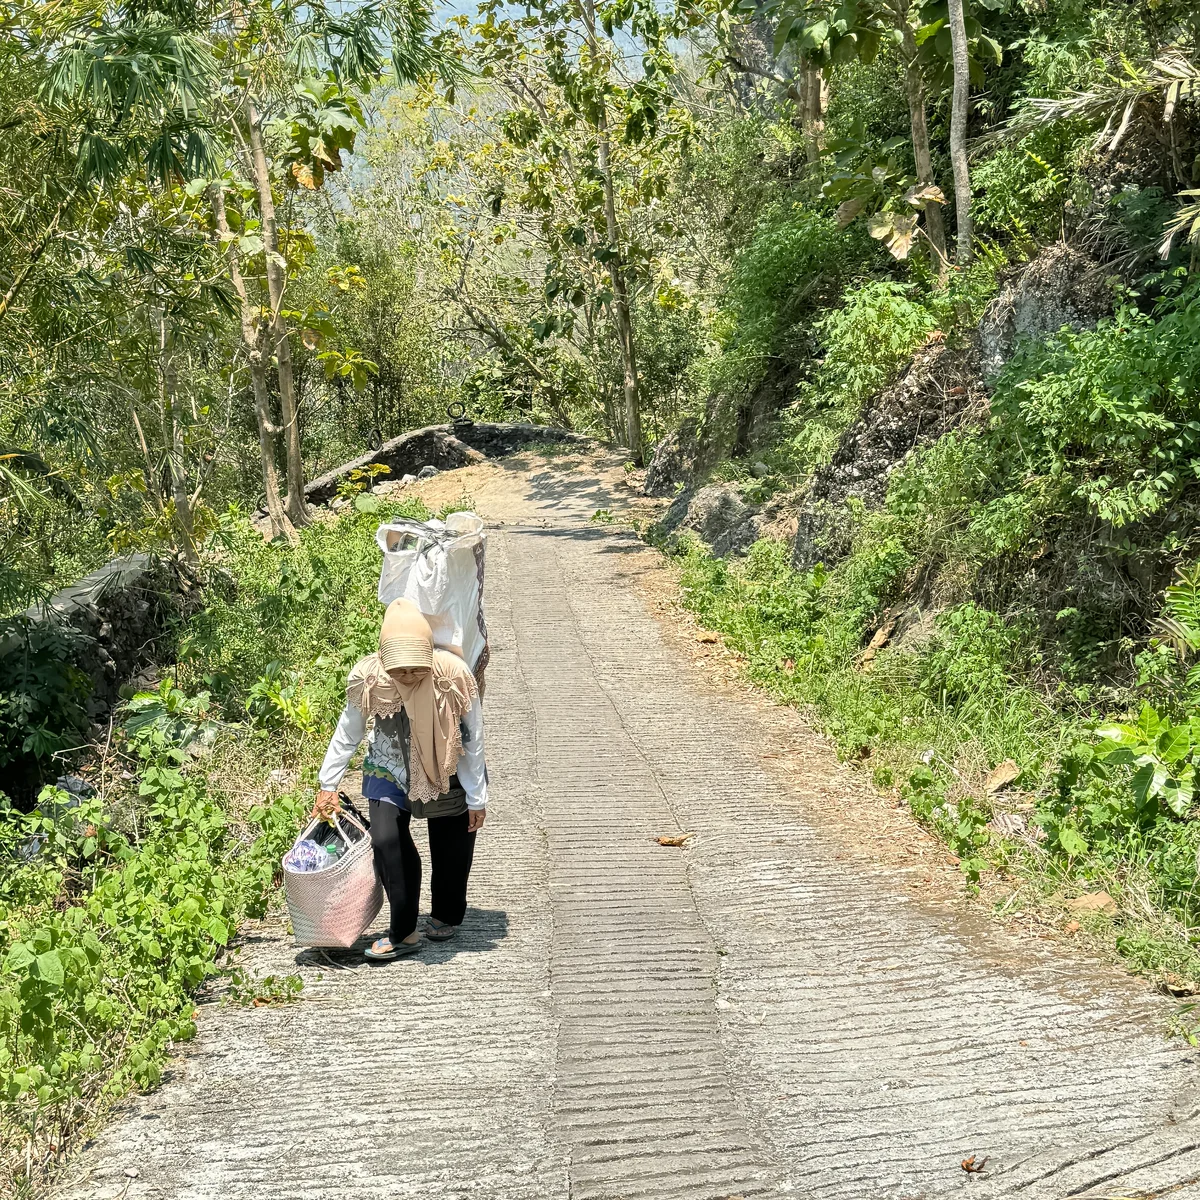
left=54, top=464, right=1200, bottom=1200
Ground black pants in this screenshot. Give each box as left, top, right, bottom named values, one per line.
left=367, top=802, right=477, bottom=941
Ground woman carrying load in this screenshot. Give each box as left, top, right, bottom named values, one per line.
left=313, top=599, right=487, bottom=960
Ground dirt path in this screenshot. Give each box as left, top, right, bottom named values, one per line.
left=55, top=454, right=1200, bottom=1200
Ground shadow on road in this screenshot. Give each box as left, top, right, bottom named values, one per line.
left=292, top=906, right=510, bottom=970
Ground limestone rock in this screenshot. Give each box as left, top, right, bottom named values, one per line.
left=644, top=417, right=703, bottom=497
left=1065, top=891, right=1118, bottom=917
left=658, top=484, right=762, bottom=557
left=793, top=340, right=985, bottom=570
left=979, top=244, right=1113, bottom=375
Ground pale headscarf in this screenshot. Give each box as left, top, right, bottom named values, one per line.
left=346, top=600, right=478, bottom=806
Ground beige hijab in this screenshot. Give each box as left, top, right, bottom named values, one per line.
left=347, top=600, right=478, bottom=806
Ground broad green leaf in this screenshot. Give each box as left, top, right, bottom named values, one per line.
left=1057, top=826, right=1088, bottom=855
left=34, top=950, right=64, bottom=989
left=1096, top=722, right=1141, bottom=748
left=1157, top=723, right=1192, bottom=764
left=914, top=19, right=944, bottom=45
left=977, top=34, right=1003, bottom=65
left=3, top=943, right=35, bottom=973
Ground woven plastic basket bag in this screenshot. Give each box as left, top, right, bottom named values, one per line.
left=283, top=811, right=382, bottom=948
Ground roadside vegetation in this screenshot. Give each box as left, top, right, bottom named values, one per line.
left=4, top=0, right=1200, bottom=1186
left=0, top=493, right=430, bottom=1194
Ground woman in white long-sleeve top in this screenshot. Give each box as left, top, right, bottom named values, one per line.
left=313, top=599, right=488, bottom=960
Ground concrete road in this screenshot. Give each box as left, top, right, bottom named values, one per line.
left=54, top=473, right=1200, bottom=1200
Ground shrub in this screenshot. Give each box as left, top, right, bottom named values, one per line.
left=816, top=281, right=937, bottom=409
left=988, top=279, right=1200, bottom=529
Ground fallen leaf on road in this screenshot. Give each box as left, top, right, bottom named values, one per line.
left=1160, top=972, right=1197, bottom=997
left=252, top=997, right=268, bottom=1007
left=657, top=832, right=695, bottom=847
left=985, top=759, right=1020, bottom=793
left=696, top=631, right=718, bottom=643
left=1065, top=891, right=1118, bottom=916
left=961, top=1155, right=988, bottom=1174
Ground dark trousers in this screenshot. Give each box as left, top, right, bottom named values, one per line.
left=368, top=802, right=477, bottom=941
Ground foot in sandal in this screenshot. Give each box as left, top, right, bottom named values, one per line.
left=364, top=933, right=421, bottom=960
left=425, top=918, right=458, bottom=942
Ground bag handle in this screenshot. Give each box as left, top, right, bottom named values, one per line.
left=300, top=804, right=369, bottom=846
left=338, top=791, right=370, bottom=830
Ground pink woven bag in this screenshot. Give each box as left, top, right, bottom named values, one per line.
left=283, top=811, right=383, bottom=948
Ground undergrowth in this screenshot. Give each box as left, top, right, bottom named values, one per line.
left=671, top=532, right=1200, bottom=990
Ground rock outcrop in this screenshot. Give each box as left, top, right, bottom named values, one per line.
left=2, top=555, right=200, bottom=717
left=644, top=417, right=704, bottom=497
left=978, top=244, right=1114, bottom=375
left=656, top=484, right=763, bottom=558
left=792, top=339, right=986, bottom=569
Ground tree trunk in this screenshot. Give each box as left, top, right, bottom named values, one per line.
left=158, top=314, right=198, bottom=562
left=946, top=0, right=973, bottom=264
left=245, top=92, right=310, bottom=526
left=210, top=183, right=296, bottom=544
left=579, top=0, right=643, bottom=464
left=800, top=65, right=827, bottom=164
left=897, top=7, right=948, bottom=277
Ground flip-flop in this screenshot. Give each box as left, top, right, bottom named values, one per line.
left=425, top=919, right=458, bottom=942
left=364, top=936, right=421, bottom=961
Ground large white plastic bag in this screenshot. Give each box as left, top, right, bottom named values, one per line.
left=375, top=512, right=489, bottom=677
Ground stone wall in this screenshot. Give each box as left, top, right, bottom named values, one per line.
left=2, top=554, right=199, bottom=719
left=1, top=554, right=199, bottom=803
left=302, top=421, right=593, bottom=506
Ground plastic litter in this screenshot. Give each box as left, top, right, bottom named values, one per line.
left=283, top=838, right=327, bottom=873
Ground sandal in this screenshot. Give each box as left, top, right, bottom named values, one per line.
left=425, top=918, right=459, bottom=942
left=364, top=936, right=421, bottom=961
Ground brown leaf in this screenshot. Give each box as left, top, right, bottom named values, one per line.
left=903, top=183, right=946, bottom=209
left=1065, top=891, right=1118, bottom=917
left=985, top=759, right=1020, bottom=794
left=867, top=212, right=894, bottom=240
left=252, top=997, right=268, bottom=1007
left=290, top=161, right=317, bottom=190
left=961, top=1155, right=988, bottom=1174
left=696, top=631, right=718, bottom=644
left=1160, top=971, right=1197, bottom=997
left=835, top=196, right=867, bottom=228
left=885, top=213, right=918, bottom=260
left=1064, top=920, right=1081, bottom=934
left=657, top=832, right=695, bottom=847
left=311, top=137, right=341, bottom=170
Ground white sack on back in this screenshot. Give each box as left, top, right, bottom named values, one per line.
left=375, top=512, right=489, bottom=681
